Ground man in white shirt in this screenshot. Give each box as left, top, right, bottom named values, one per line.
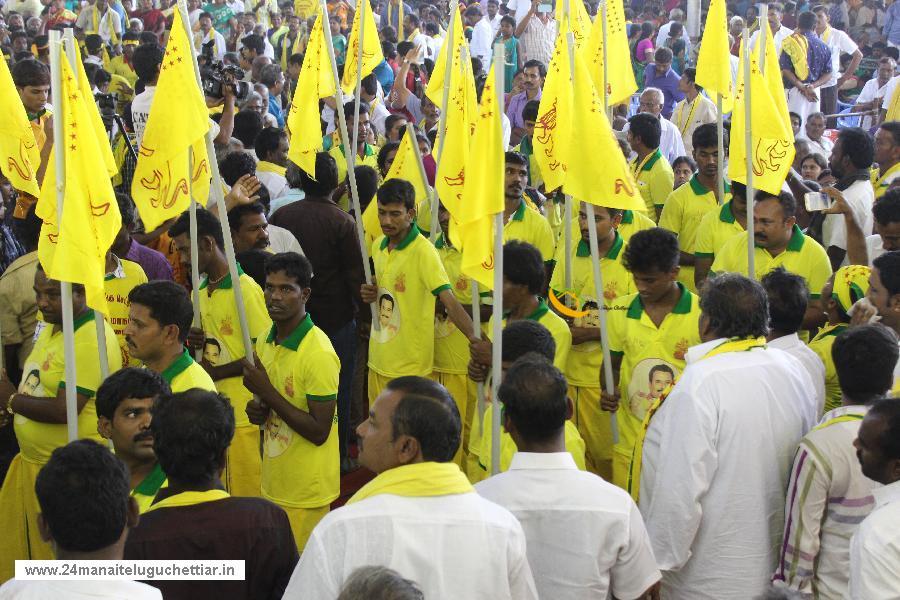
left=801, top=112, right=834, bottom=159
left=506, top=0, right=535, bottom=24
left=824, top=127, right=876, bottom=270
left=487, top=0, right=502, bottom=36
left=774, top=324, right=897, bottom=600
left=623, top=87, right=686, bottom=164
left=283, top=377, right=538, bottom=599
left=848, top=398, right=900, bottom=599
left=253, top=127, right=289, bottom=200
left=655, top=8, right=690, bottom=50
left=402, top=13, right=432, bottom=63
left=195, top=11, right=228, bottom=61
left=476, top=355, right=661, bottom=600
left=465, top=4, right=494, bottom=68
left=853, top=57, right=895, bottom=132
left=0, top=440, right=161, bottom=599
left=751, top=3, right=794, bottom=54
left=813, top=5, right=862, bottom=127
left=671, top=68, right=717, bottom=156
left=640, top=274, right=818, bottom=600
left=75, top=0, right=123, bottom=45
left=761, top=268, right=827, bottom=417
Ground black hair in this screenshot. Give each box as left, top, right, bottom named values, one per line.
left=35, top=440, right=131, bottom=553
left=168, top=206, right=226, bottom=250
left=654, top=46, right=673, bottom=63
left=264, top=251, right=313, bottom=288
left=115, top=193, right=136, bottom=228
left=361, top=73, right=378, bottom=97
left=342, top=99, right=370, bottom=123
left=500, top=15, right=516, bottom=28
left=866, top=397, right=900, bottom=460
left=405, top=13, right=420, bottom=26
left=219, top=150, right=257, bottom=186
left=700, top=273, right=770, bottom=338
left=623, top=227, right=680, bottom=273
left=254, top=127, right=287, bottom=161
left=628, top=113, right=662, bottom=149
left=131, top=43, right=164, bottom=83
left=385, top=377, right=461, bottom=462
left=522, top=59, right=546, bottom=79
left=801, top=153, right=828, bottom=171
left=505, top=150, right=528, bottom=168
left=127, top=281, right=194, bottom=343
left=232, top=109, right=265, bottom=148
left=522, top=99, right=540, bottom=123
left=84, top=34, right=103, bottom=53
left=761, top=267, right=808, bottom=335
left=837, top=127, right=875, bottom=170
left=499, top=354, right=568, bottom=443
left=874, top=250, right=900, bottom=297
left=138, top=31, right=159, bottom=45
left=502, top=320, right=556, bottom=363
left=13, top=202, right=41, bottom=250
left=833, top=324, right=899, bottom=402
left=151, top=389, right=235, bottom=483
left=692, top=123, right=721, bottom=151
left=874, top=189, right=900, bottom=226
left=377, top=178, right=416, bottom=210
left=384, top=114, right=407, bottom=137
left=355, top=165, right=380, bottom=212
left=424, top=21, right=439, bottom=35
left=880, top=121, right=900, bottom=147
left=234, top=249, right=269, bottom=288
left=377, top=141, right=401, bottom=175
left=96, top=367, right=171, bottom=420
left=227, top=202, right=267, bottom=233
left=11, top=58, right=49, bottom=87
left=756, top=190, right=797, bottom=220
left=797, top=11, right=817, bottom=30
left=672, top=155, right=697, bottom=172
left=298, top=152, right=339, bottom=197
left=503, top=241, right=545, bottom=294
left=242, top=33, right=266, bottom=55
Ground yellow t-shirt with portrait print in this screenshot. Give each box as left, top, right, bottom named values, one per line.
left=504, top=199, right=557, bottom=263
left=629, top=149, right=674, bottom=218
left=658, top=175, right=730, bottom=292
left=694, top=200, right=745, bottom=263
left=550, top=233, right=635, bottom=387
left=433, top=233, right=473, bottom=375
left=14, top=309, right=122, bottom=464
left=607, top=284, right=701, bottom=463
left=160, top=349, right=216, bottom=393
left=198, top=266, right=272, bottom=427
left=369, top=223, right=452, bottom=378
left=255, top=315, right=340, bottom=508
left=104, top=257, right=148, bottom=367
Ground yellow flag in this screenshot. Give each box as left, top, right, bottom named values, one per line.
left=886, top=81, right=900, bottom=122
left=295, top=0, right=320, bottom=19
left=132, top=9, right=209, bottom=232
left=458, top=65, right=505, bottom=291
left=566, top=51, right=644, bottom=211
left=728, top=28, right=795, bottom=196
left=696, top=0, right=734, bottom=113
left=341, top=0, right=381, bottom=94
left=426, top=9, right=466, bottom=109
left=581, top=0, right=636, bottom=105
left=0, top=58, right=40, bottom=197
left=534, top=31, right=573, bottom=193
left=362, top=132, right=428, bottom=238
left=36, top=52, right=121, bottom=315
left=286, top=13, right=336, bottom=174
left=435, top=55, right=478, bottom=218
left=74, top=53, right=117, bottom=176
left=556, top=0, right=592, bottom=50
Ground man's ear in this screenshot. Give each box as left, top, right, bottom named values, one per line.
left=37, top=512, right=53, bottom=544
left=395, top=434, right=421, bottom=465
left=98, top=416, right=113, bottom=440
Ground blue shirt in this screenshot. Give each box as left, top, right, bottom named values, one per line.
left=778, top=31, right=832, bottom=87
left=643, top=65, right=685, bottom=120
left=373, top=60, right=395, bottom=96
left=886, top=3, right=900, bottom=46
left=268, top=93, right=284, bottom=128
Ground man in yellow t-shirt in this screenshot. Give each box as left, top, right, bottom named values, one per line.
left=168, top=208, right=271, bottom=497
left=658, top=124, right=730, bottom=293
left=604, top=228, right=702, bottom=493
left=104, top=253, right=148, bottom=367
left=0, top=266, right=122, bottom=579
left=627, top=113, right=675, bottom=221
left=871, top=123, right=900, bottom=200
left=550, top=204, right=634, bottom=479
left=503, top=153, right=556, bottom=270
left=244, top=252, right=340, bottom=551
left=362, top=179, right=476, bottom=406
left=97, top=367, right=171, bottom=513
left=711, top=191, right=832, bottom=331
left=694, top=181, right=747, bottom=290
left=326, top=101, right=380, bottom=212
left=11, top=59, right=52, bottom=218
left=125, top=281, right=216, bottom=393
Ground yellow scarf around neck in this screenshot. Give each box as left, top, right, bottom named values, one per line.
left=346, top=461, right=474, bottom=505
left=782, top=32, right=810, bottom=81
left=145, top=489, right=230, bottom=512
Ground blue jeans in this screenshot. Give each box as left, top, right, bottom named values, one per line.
left=327, top=320, right=356, bottom=458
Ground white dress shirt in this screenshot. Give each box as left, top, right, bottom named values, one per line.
left=751, top=25, right=794, bottom=55
left=267, top=224, right=304, bottom=255
left=802, top=135, right=835, bottom=160
left=0, top=580, right=161, bottom=599
left=823, top=179, right=875, bottom=261
left=255, top=170, right=289, bottom=201
left=856, top=76, right=887, bottom=131
left=768, top=333, right=827, bottom=418
left=880, top=74, right=900, bottom=112
left=476, top=452, right=660, bottom=600
left=671, top=94, right=718, bottom=155
left=819, top=27, right=859, bottom=89
left=640, top=339, right=818, bottom=600
left=866, top=234, right=885, bottom=266
left=195, top=29, right=228, bottom=61
left=470, top=17, right=495, bottom=68
left=284, top=491, right=539, bottom=599
left=848, top=479, right=900, bottom=599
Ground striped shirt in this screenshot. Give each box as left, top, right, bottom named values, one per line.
left=774, top=405, right=879, bottom=600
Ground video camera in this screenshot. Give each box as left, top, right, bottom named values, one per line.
left=94, top=92, right=117, bottom=130
left=199, top=40, right=250, bottom=101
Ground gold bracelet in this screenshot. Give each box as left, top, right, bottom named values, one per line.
left=6, top=392, right=16, bottom=415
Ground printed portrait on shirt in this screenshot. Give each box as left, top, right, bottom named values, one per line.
left=373, top=289, right=400, bottom=343
left=19, top=367, right=42, bottom=397
left=203, top=337, right=230, bottom=365
left=628, top=359, right=678, bottom=419
left=571, top=299, right=601, bottom=353
left=265, top=412, right=293, bottom=458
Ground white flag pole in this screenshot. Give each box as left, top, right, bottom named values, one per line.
left=490, top=41, right=505, bottom=475
left=742, top=29, right=756, bottom=278
left=430, top=0, right=459, bottom=241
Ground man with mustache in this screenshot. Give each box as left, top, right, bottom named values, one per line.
left=97, top=368, right=172, bottom=513
left=502, top=152, right=556, bottom=283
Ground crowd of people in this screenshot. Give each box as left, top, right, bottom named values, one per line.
left=2, top=0, right=900, bottom=598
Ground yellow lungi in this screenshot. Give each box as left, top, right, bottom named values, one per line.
left=367, top=370, right=394, bottom=407
left=429, top=371, right=472, bottom=467
left=0, top=455, right=52, bottom=582
left=282, top=504, right=330, bottom=552
left=571, top=385, right=613, bottom=481
left=223, top=424, right=261, bottom=497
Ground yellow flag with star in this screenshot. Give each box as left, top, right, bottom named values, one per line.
left=581, top=0, right=636, bottom=105
left=341, top=0, right=381, bottom=94
left=696, top=0, right=734, bottom=113
left=35, top=51, right=121, bottom=315
left=131, top=9, right=209, bottom=232
left=74, top=52, right=117, bottom=175
left=534, top=30, right=573, bottom=193
left=0, top=57, right=40, bottom=197
left=287, top=13, right=336, bottom=174
left=728, top=28, right=795, bottom=195
left=566, top=50, right=643, bottom=211
left=458, top=64, right=504, bottom=291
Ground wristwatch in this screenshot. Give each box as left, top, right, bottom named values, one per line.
left=6, top=392, right=15, bottom=415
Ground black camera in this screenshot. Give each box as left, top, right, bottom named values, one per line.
left=94, top=92, right=116, bottom=113
left=199, top=40, right=250, bottom=100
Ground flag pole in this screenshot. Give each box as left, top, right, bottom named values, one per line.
left=348, top=0, right=367, bottom=209
left=187, top=191, right=203, bottom=361
left=179, top=0, right=255, bottom=362
left=758, top=3, right=768, bottom=75
left=321, top=0, right=378, bottom=326
left=63, top=28, right=110, bottom=379
left=430, top=0, right=459, bottom=241
left=490, top=42, right=505, bottom=476
left=742, top=29, right=755, bottom=277
left=561, top=1, right=573, bottom=291
left=717, top=94, right=725, bottom=205
left=49, top=30, right=79, bottom=442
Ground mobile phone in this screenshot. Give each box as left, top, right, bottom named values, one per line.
left=537, top=2, right=553, bottom=13
left=804, top=192, right=831, bottom=212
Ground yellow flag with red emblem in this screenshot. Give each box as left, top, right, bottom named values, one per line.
left=0, top=57, right=40, bottom=197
